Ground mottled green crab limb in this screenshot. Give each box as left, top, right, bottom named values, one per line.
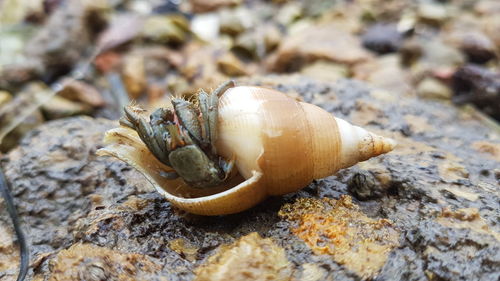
left=118, top=81, right=237, bottom=189
left=120, top=106, right=172, bottom=166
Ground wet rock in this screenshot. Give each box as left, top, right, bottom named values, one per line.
left=361, top=23, right=403, bottom=54
left=452, top=64, right=500, bottom=120
left=417, top=77, right=452, bottom=100
left=406, top=214, right=500, bottom=281
left=267, top=23, right=372, bottom=72
left=1, top=78, right=499, bottom=280
left=378, top=247, right=426, bottom=281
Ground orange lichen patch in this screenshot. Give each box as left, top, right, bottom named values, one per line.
left=279, top=196, right=399, bottom=279
left=0, top=221, right=19, bottom=273
left=169, top=238, right=198, bottom=262
left=436, top=208, right=500, bottom=241
left=194, top=232, right=292, bottom=281
left=48, top=243, right=164, bottom=281
left=472, top=141, right=500, bottom=160
left=403, top=114, right=434, bottom=134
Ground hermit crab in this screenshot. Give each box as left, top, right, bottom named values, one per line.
left=98, top=81, right=396, bottom=215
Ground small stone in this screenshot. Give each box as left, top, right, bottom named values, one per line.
left=216, top=52, right=249, bottom=76
left=458, top=32, right=497, bottom=64
left=399, top=39, right=423, bottom=66
left=0, top=0, right=44, bottom=25
left=0, top=91, right=13, bottom=106
left=417, top=78, right=452, bottom=100
left=0, top=83, right=47, bottom=152
left=42, top=96, right=92, bottom=120
left=452, top=65, right=500, bottom=120
left=301, top=61, right=349, bottom=82
left=353, top=54, right=411, bottom=95
left=58, top=78, right=106, bottom=107
left=276, top=2, right=303, bottom=26
left=96, top=14, right=144, bottom=52
left=417, top=3, right=449, bottom=26
left=348, top=170, right=386, bottom=200
left=230, top=23, right=279, bottom=59
left=361, top=23, right=403, bottom=54
left=410, top=39, right=465, bottom=79
left=219, top=8, right=247, bottom=36
left=190, top=13, right=220, bottom=42
left=267, top=23, right=371, bottom=72
left=189, top=0, right=241, bottom=13
left=141, top=15, right=188, bottom=44
left=122, top=54, right=146, bottom=99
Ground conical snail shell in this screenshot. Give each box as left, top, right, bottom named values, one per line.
left=98, top=86, right=396, bottom=215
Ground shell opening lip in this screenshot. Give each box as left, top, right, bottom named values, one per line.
left=155, top=170, right=263, bottom=203
left=96, top=126, right=265, bottom=203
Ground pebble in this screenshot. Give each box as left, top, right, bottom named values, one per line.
left=361, top=23, right=403, bottom=54
left=417, top=77, right=452, bottom=100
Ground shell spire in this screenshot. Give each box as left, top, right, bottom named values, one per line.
left=335, top=117, right=397, bottom=169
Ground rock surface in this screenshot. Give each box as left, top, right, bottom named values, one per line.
left=0, top=77, right=498, bottom=280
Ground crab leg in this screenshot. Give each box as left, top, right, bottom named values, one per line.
left=171, top=98, right=203, bottom=146
left=198, top=89, right=211, bottom=147
left=206, top=80, right=235, bottom=154
left=123, top=106, right=171, bottom=166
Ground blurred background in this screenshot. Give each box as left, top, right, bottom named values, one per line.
left=0, top=1, right=499, bottom=281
